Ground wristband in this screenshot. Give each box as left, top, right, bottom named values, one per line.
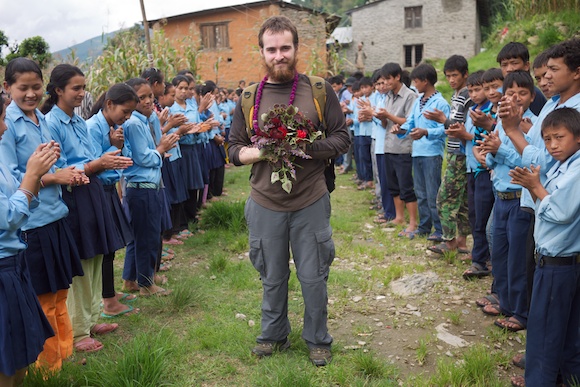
left=39, top=178, right=45, bottom=188
left=18, top=188, right=35, bottom=200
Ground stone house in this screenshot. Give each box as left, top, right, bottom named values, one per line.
left=150, top=0, right=338, bottom=88
left=345, top=0, right=483, bottom=73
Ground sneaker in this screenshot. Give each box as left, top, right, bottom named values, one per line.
left=309, top=347, right=332, bottom=366
left=251, top=339, right=291, bottom=357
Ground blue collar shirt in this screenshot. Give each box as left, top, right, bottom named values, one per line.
left=171, top=101, right=200, bottom=145
left=357, top=95, right=374, bottom=137
left=0, top=102, right=68, bottom=230
left=122, top=111, right=163, bottom=184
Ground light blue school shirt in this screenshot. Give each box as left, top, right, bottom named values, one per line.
left=520, top=93, right=580, bottom=209
left=86, top=110, right=131, bottom=185
left=0, top=163, right=39, bottom=258
left=0, top=102, right=68, bottom=230
left=45, top=105, right=98, bottom=170
left=534, top=149, right=580, bottom=257
left=464, top=101, right=492, bottom=173
left=357, top=95, right=374, bottom=137
left=218, top=100, right=233, bottom=128
left=171, top=101, right=200, bottom=146
left=399, top=92, right=450, bottom=157
left=122, top=111, right=163, bottom=184
left=371, top=92, right=388, bottom=155
left=486, top=109, right=537, bottom=193
left=208, top=101, right=224, bottom=140
left=346, top=99, right=358, bottom=136
left=150, top=110, right=181, bottom=162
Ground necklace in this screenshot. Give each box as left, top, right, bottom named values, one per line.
left=252, top=72, right=299, bottom=132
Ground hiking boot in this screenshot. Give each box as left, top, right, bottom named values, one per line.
left=251, top=339, right=291, bottom=357
left=309, top=347, right=332, bottom=366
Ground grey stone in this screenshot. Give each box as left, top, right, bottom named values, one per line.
left=390, top=272, right=439, bottom=296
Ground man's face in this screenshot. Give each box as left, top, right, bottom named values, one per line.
left=533, top=65, right=552, bottom=98
left=260, top=30, right=298, bottom=83
left=375, top=77, right=389, bottom=94
left=545, top=57, right=580, bottom=97
left=384, top=75, right=400, bottom=92
left=467, top=84, right=487, bottom=105
left=499, top=57, right=530, bottom=76
left=504, top=84, right=534, bottom=112
left=360, top=85, right=372, bottom=97
left=445, top=70, right=468, bottom=90
left=331, top=83, right=343, bottom=94
left=483, top=79, right=503, bottom=104
left=412, top=78, right=428, bottom=94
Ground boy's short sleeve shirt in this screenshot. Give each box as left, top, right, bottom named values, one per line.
left=383, top=84, right=417, bottom=154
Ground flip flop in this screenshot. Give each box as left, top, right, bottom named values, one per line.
left=494, top=317, right=525, bottom=332
left=482, top=304, right=502, bottom=316
left=427, top=242, right=454, bottom=254
left=398, top=229, right=416, bottom=239
left=117, top=292, right=137, bottom=303
left=163, top=247, right=175, bottom=254
left=427, top=233, right=443, bottom=242
left=510, top=375, right=525, bottom=387
left=74, top=337, right=103, bottom=353
left=476, top=293, right=499, bottom=307
left=458, top=247, right=470, bottom=254
left=90, top=323, right=119, bottom=336
left=462, top=263, right=491, bottom=279
left=512, top=353, right=526, bottom=369
left=140, top=286, right=172, bottom=297
left=163, top=238, right=183, bottom=245
left=101, top=305, right=139, bottom=318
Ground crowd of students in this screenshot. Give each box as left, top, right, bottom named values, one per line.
left=0, top=36, right=578, bottom=385
left=331, top=38, right=580, bottom=387
left=0, top=58, right=238, bottom=382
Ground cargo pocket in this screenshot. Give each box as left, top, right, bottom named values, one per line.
left=249, top=237, right=265, bottom=277
left=315, top=227, right=335, bottom=276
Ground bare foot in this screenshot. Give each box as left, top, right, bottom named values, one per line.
left=139, top=285, right=172, bottom=297
left=122, top=280, right=139, bottom=292
left=102, top=297, right=138, bottom=316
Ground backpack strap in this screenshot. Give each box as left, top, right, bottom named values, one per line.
left=241, top=83, right=259, bottom=138
left=306, top=75, right=327, bottom=128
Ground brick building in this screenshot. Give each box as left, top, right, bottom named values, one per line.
left=345, top=0, right=483, bottom=73
left=150, top=1, right=337, bottom=89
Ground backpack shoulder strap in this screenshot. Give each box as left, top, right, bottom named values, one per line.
left=306, top=75, right=327, bottom=128
left=241, top=83, right=259, bottom=138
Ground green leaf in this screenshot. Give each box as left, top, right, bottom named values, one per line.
left=271, top=172, right=280, bottom=183
left=281, top=180, right=293, bottom=193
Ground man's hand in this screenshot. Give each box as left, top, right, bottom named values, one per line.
left=445, top=122, right=473, bottom=141
left=469, top=109, right=494, bottom=132
left=390, top=124, right=405, bottom=134
left=473, top=146, right=488, bottom=168
left=498, top=96, right=523, bottom=133
left=410, top=128, right=427, bottom=140
left=423, top=108, right=447, bottom=124
left=509, top=165, right=548, bottom=201
left=479, top=131, right=501, bottom=155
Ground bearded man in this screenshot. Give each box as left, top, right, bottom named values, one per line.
left=228, top=16, right=350, bottom=366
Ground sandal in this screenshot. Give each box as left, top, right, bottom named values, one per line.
left=512, top=353, right=526, bottom=369
left=482, top=304, right=502, bottom=316
left=427, top=233, right=443, bottom=242
left=90, top=323, right=119, bottom=336
left=159, top=262, right=172, bottom=272
left=117, top=292, right=137, bottom=302
left=463, top=263, right=491, bottom=279
left=476, top=293, right=499, bottom=307
left=398, top=229, right=416, bottom=239
left=163, top=247, right=175, bottom=254
left=74, top=337, right=103, bottom=353
left=458, top=247, right=470, bottom=254
left=140, top=285, right=172, bottom=297
left=511, top=375, right=525, bottom=387
left=495, top=317, right=526, bottom=332
left=121, top=280, right=139, bottom=293
left=101, top=305, right=140, bottom=318
left=163, top=238, right=183, bottom=245
left=427, top=242, right=454, bottom=255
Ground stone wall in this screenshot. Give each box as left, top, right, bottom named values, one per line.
left=347, top=0, right=480, bottom=74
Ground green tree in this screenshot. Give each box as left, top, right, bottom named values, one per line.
left=0, top=30, right=9, bottom=65
left=6, top=35, right=52, bottom=68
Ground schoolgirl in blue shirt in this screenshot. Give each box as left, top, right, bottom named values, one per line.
left=42, top=64, right=134, bottom=353
left=0, top=58, right=84, bottom=370
left=121, top=78, right=179, bottom=297
left=201, top=81, right=227, bottom=199
left=0, top=93, right=56, bottom=387
left=86, top=83, right=141, bottom=318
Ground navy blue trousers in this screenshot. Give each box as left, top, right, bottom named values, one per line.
left=356, top=136, right=373, bottom=182
left=469, top=171, right=495, bottom=267
left=525, top=260, right=580, bottom=386
left=375, top=153, right=395, bottom=219
left=491, top=196, right=531, bottom=325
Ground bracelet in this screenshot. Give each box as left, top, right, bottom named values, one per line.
left=84, top=162, right=93, bottom=175
left=18, top=188, right=35, bottom=200
left=39, top=178, right=45, bottom=188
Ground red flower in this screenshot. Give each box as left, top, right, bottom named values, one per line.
left=297, top=129, right=307, bottom=139
left=270, top=125, right=288, bottom=139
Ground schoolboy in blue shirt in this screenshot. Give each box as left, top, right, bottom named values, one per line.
left=392, top=63, right=450, bottom=241
left=481, top=71, right=537, bottom=332
left=355, top=77, right=375, bottom=189
left=509, top=108, right=580, bottom=387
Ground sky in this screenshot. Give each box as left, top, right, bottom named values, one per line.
left=1, top=0, right=258, bottom=53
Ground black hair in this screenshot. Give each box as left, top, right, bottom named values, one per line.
left=466, top=70, right=485, bottom=86
left=0, top=94, right=4, bottom=116
left=235, top=88, right=242, bottom=97
left=125, top=78, right=150, bottom=92
left=532, top=50, right=550, bottom=69
left=351, top=81, right=361, bottom=92
left=496, top=42, right=530, bottom=64
left=482, top=68, right=504, bottom=84
left=401, top=70, right=411, bottom=87
left=194, top=85, right=203, bottom=95
left=503, top=70, right=535, bottom=95
left=541, top=107, right=580, bottom=137
left=172, top=75, right=190, bottom=87
left=163, top=82, right=174, bottom=95
left=546, top=38, right=580, bottom=72
left=40, top=64, right=84, bottom=114
left=141, top=67, right=164, bottom=85
left=4, top=57, right=43, bottom=86
left=352, top=71, right=364, bottom=80
left=359, top=77, right=373, bottom=88
left=444, top=55, right=469, bottom=75
left=371, top=69, right=382, bottom=83
left=329, top=76, right=343, bottom=85
left=201, top=80, right=217, bottom=96
left=380, top=62, right=403, bottom=80
left=90, top=83, right=140, bottom=118
left=410, top=63, right=437, bottom=85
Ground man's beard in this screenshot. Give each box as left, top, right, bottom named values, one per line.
left=264, top=57, right=298, bottom=83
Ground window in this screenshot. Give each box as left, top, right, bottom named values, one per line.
left=200, top=23, right=230, bottom=49
left=404, top=44, right=423, bottom=67
left=404, top=6, right=422, bottom=28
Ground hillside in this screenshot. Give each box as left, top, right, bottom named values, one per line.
left=52, top=30, right=119, bottom=63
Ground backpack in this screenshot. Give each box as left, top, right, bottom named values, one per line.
left=240, top=75, right=335, bottom=193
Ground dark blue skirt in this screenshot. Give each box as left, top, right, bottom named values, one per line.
left=0, top=255, right=54, bottom=376
left=162, top=158, right=189, bottom=204
left=158, top=188, right=172, bottom=233
left=206, top=139, right=226, bottom=170
left=61, top=178, right=125, bottom=260
left=22, top=218, right=84, bottom=295
left=180, top=145, right=204, bottom=190
left=195, top=143, right=210, bottom=184
left=102, top=184, right=134, bottom=246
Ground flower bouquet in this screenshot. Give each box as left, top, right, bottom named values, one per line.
left=251, top=104, right=322, bottom=193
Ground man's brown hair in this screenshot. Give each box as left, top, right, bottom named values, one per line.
left=258, top=16, right=299, bottom=49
